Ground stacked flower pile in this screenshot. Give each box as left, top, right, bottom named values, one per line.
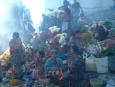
left=0, top=49, right=11, bottom=61
left=47, top=68, right=64, bottom=86
left=6, top=65, right=18, bottom=79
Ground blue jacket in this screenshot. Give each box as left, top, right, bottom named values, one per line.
left=44, top=58, right=63, bottom=74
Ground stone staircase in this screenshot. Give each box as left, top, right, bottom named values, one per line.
left=86, top=8, right=115, bottom=23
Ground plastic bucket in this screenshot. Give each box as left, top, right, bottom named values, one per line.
left=90, top=78, right=103, bottom=87
left=95, top=57, right=108, bottom=73
left=86, top=58, right=96, bottom=72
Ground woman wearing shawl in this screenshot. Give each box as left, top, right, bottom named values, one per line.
left=9, top=32, right=25, bottom=68
left=44, top=49, right=64, bottom=86
left=65, top=45, right=85, bottom=87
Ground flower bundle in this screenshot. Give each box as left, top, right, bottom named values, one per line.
left=51, top=35, right=60, bottom=44
left=47, top=68, right=64, bottom=85
left=50, top=33, right=67, bottom=45
left=93, top=42, right=109, bottom=58
left=6, top=65, right=18, bottom=79
left=0, top=49, right=11, bottom=61
left=10, top=79, right=18, bottom=86
left=87, top=44, right=102, bottom=55
left=49, top=26, right=60, bottom=34
left=57, top=33, right=67, bottom=45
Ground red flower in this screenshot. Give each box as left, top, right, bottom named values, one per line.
left=9, top=67, right=18, bottom=74
left=52, top=36, right=60, bottom=43
left=56, top=69, right=64, bottom=80
left=48, top=71, right=52, bottom=77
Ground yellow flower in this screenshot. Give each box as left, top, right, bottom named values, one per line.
left=0, top=49, right=11, bottom=61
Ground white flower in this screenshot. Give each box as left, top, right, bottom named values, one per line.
left=49, top=26, right=60, bottom=33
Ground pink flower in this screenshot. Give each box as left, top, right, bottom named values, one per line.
left=9, top=67, right=18, bottom=74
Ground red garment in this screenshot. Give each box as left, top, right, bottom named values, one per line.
left=9, top=38, right=24, bottom=53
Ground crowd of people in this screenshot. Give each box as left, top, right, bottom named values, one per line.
left=8, top=31, right=86, bottom=87
left=7, top=22, right=115, bottom=87
left=40, top=0, right=84, bottom=36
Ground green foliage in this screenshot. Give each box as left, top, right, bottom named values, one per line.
left=94, top=47, right=115, bottom=58
left=6, top=72, right=17, bottom=79
left=103, top=21, right=113, bottom=29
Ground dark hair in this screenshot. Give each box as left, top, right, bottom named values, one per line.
left=29, top=47, right=34, bottom=55
left=61, top=44, right=68, bottom=53
left=34, top=50, right=44, bottom=58
left=13, top=32, right=19, bottom=38
left=63, top=0, right=69, bottom=6
left=69, top=45, right=83, bottom=55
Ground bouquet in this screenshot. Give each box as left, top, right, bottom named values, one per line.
left=6, top=65, right=18, bottom=79
left=87, top=43, right=102, bottom=55
left=52, top=35, right=60, bottom=43
left=47, top=68, right=64, bottom=86
left=0, top=49, right=11, bottom=61
left=57, top=33, right=67, bottom=45
left=51, top=33, right=67, bottom=45
left=93, top=42, right=109, bottom=58
left=49, top=26, right=60, bottom=34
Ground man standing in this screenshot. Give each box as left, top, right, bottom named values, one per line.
left=71, top=0, right=81, bottom=18
left=71, top=0, right=84, bottom=22
left=60, top=0, right=72, bottom=34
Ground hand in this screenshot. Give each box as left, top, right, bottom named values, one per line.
left=100, top=39, right=115, bottom=46
left=63, top=60, right=67, bottom=64
left=68, top=63, right=72, bottom=70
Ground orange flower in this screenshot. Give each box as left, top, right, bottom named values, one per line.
left=10, top=79, right=18, bottom=86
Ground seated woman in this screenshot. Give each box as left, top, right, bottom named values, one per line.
left=44, top=49, right=64, bottom=86
left=95, top=23, right=109, bottom=41
left=65, top=45, right=85, bottom=87
left=57, top=45, right=68, bottom=61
